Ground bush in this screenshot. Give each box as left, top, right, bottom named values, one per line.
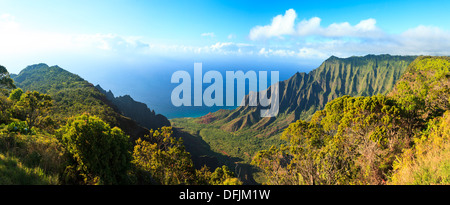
left=390, top=111, right=450, bottom=184
left=132, top=127, right=196, bottom=185
left=253, top=95, right=414, bottom=185
left=60, top=114, right=131, bottom=185
left=7, top=121, right=33, bottom=135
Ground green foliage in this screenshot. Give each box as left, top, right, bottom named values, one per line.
left=11, top=64, right=152, bottom=141
left=0, top=65, right=16, bottom=90
left=390, top=56, right=450, bottom=121
left=8, top=88, right=23, bottom=101
left=13, top=64, right=85, bottom=94
left=251, top=56, right=450, bottom=185
left=60, top=114, right=131, bottom=185
left=132, top=127, right=197, bottom=185
left=0, top=130, right=66, bottom=174
left=253, top=95, right=414, bottom=185
left=12, top=64, right=119, bottom=127
left=13, top=91, right=53, bottom=128
left=0, top=123, right=66, bottom=185
left=7, top=121, right=33, bottom=134
left=0, top=93, right=13, bottom=124
left=131, top=126, right=241, bottom=185
left=171, top=117, right=282, bottom=163
left=390, top=111, right=450, bottom=184
left=196, top=165, right=243, bottom=185
left=252, top=145, right=293, bottom=185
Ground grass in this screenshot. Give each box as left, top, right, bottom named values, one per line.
left=392, top=145, right=450, bottom=185
left=0, top=125, right=65, bottom=185
left=0, top=153, right=59, bottom=185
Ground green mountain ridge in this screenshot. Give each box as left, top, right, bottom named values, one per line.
left=12, top=63, right=169, bottom=141
left=95, top=85, right=170, bottom=130
left=197, top=54, right=417, bottom=136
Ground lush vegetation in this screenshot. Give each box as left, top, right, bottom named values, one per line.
left=0, top=153, right=59, bottom=185
left=252, top=56, right=450, bottom=185
left=0, top=64, right=240, bottom=185
left=61, top=114, right=132, bottom=185
left=253, top=94, right=414, bottom=184
left=172, top=55, right=418, bottom=184
left=1, top=55, right=449, bottom=185
left=132, top=126, right=241, bottom=185
left=390, top=111, right=450, bottom=184
left=13, top=64, right=121, bottom=127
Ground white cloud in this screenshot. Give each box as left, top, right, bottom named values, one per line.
left=322, top=18, right=383, bottom=38
left=74, top=34, right=150, bottom=52
left=0, top=15, right=72, bottom=54
left=0, top=13, right=150, bottom=56
left=295, top=17, right=383, bottom=38
left=0, top=14, right=19, bottom=31
left=296, top=17, right=322, bottom=36
left=247, top=9, right=450, bottom=59
left=256, top=46, right=327, bottom=59
left=250, top=9, right=383, bottom=40
left=296, top=47, right=328, bottom=59
left=210, top=42, right=235, bottom=50
left=207, top=42, right=256, bottom=55
left=249, top=9, right=297, bottom=40
left=201, top=32, right=215, bottom=38
left=398, top=25, right=450, bottom=54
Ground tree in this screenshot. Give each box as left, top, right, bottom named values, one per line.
left=61, top=114, right=131, bottom=185
left=14, top=91, right=52, bottom=128
left=132, top=127, right=197, bottom=185
left=0, top=94, right=13, bottom=124
left=388, top=56, right=450, bottom=185
left=0, top=65, right=16, bottom=90
left=132, top=127, right=242, bottom=185
left=390, top=111, right=450, bottom=184
left=9, top=88, right=23, bottom=101
left=253, top=95, right=415, bottom=185
left=196, top=165, right=243, bottom=185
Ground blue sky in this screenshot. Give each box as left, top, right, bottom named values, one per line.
left=2, top=0, right=450, bottom=42
left=1, top=0, right=450, bottom=72
left=1, top=0, right=449, bottom=117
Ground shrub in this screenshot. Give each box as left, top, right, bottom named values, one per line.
left=60, top=114, right=131, bottom=185
left=7, top=121, right=33, bottom=135
left=390, top=111, right=450, bottom=184
left=132, top=127, right=196, bottom=185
